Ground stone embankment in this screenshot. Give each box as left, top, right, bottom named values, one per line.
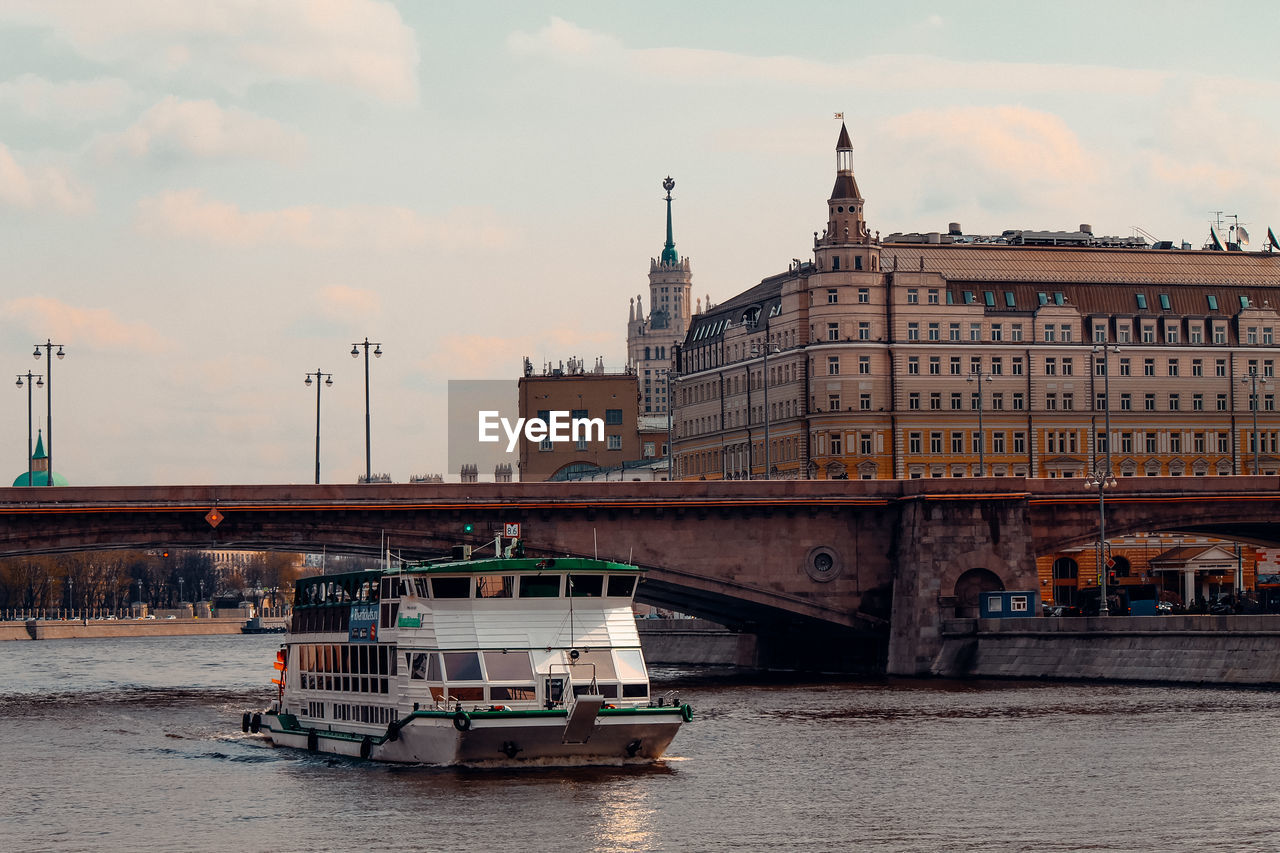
left=636, top=618, right=757, bottom=667
left=0, top=618, right=250, bottom=641
left=934, top=614, right=1280, bottom=684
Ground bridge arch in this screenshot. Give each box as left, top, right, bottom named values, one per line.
left=952, top=568, right=1005, bottom=618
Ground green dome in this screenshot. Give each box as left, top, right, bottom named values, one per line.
left=12, top=470, right=68, bottom=487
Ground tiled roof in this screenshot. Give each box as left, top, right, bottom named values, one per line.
left=882, top=244, right=1280, bottom=287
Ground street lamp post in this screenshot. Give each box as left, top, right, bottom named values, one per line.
left=304, top=369, right=334, bottom=484
left=1240, top=370, right=1272, bottom=474
left=751, top=336, right=781, bottom=479
left=15, top=372, right=43, bottom=486
left=966, top=370, right=993, bottom=476
left=1085, top=462, right=1118, bottom=615
left=32, top=340, right=65, bottom=487
left=350, top=337, right=382, bottom=482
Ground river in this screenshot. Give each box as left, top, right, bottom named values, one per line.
left=1, top=634, right=1277, bottom=852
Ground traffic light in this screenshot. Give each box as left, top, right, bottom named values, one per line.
left=1108, top=571, right=1117, bottom=585
left=463, top=522, right=474, bottom=534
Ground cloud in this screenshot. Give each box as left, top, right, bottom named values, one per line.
left=879, top=106, right=1095, bottom=214
left=95, top=96, right=307, bottom=162
left=424, top=328, right=618, bottom=380
left=508, top=17, right=1171, bottom=94
left=0, top=142, right=92, bottom=214
left=134, top=190, right=518, bottom=250
left=3, top=296, right=170, bottom=352
left=318, top=285, right=380, bottom=322
left=4, top=0, right=418, bottom=103
left=0, top=73, right=134, bottom=123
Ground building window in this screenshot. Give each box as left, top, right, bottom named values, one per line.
left=1043, top=325, right=1056, bottom=342
left=1166, top=325, right=1179, bottom=343
left=1062, top=393, right=1074, bottom=410
left=830, top=433, right=842, bottom=455
left=1046, top=393, right=1058, bottom=410
left=1169, top=393, right=1180, bottom=411
left=1012, top=393, right=1024, bottom=410
left=859, top=393, right=871, bottom=410
left=950, top=431, right=964, bottom=453
left=1217, top=394, right=1228, bottom=411
left=858, top=322, right=870, bottom=341
left=1120, top=393, right=1132, bottom=411
left=990, top=357, right=1003, bottom=375
left=828, top=323, right=840, bottom=342
left=1145, top=433, right=1158, bottom=453
left=992, top=432, right=1005, bottom=453
left=829, top=356, right=841, bottom=376
left=963, top=291, right=975, bottom=304
left=1011, top=323, right=1023, bottom=342
left=908, top=432, right=922, bottom=453
left=1045, top=357, right=1057, bottom=376
left=1170, top=433, right=1182, bottom=453
left=860, top=433, right=872, bottom=454
left=1168, top=359, right=1179, bottom=377
left=970, top=356, right=982, bottom=374
left=950, top=357, right=962, bottom=376
left=828, top=394, right=840, bottom=411
left=1096, top=392, right=1106, bottom=410
left=1062, top=326, right=1073, bottom=342
left=1143, top=358, right=1155, bottom=377
left=1192, top=359, right=1203, bottom=377
left=907, top=356, right=920, bottom=375
left=909, top=392, right=921, bottom=410
left=927, top=289, right=939, bottom=304
left=1159, top=293, right=1171, bottom=310
left=1207, top=294, right=1219, bottom=310
left=607, top=435, right=622, bottom=450
left=929, top=356, right=940, bottom=375
left=1013, top=432, right=1026, bottom=453
left=991, top=393, right=1004, bottom=410
left=1214, top=325, right=1227, bottom=344
left=1142, top=325, right=1155, bottom=343
left=1190, top=324, right=1203, bottom=344
left=930, top=432, right=943, bottom=453
left=991, top=324, right=1003, bottom=341
left=1118, top=324, right=1132, bottom=343
left=1144, top=393, right=1156, bottom=411
left=827, top=289, right=839, bottom=304
left=1215, top=359, right=1227, bottom=377
left=984, top=291, right=996, bottom=307
left=539, top=438, right=553, bottom=452
left=970, top=323, right=981, bottom=341
left=1094, top=322, right=1107, bottom=343
left=928, top=323, right=940, bottom=341
left=1136, top=294, right=1148, bottom=309
left=859, top=356, right=871, bottom=375
left=949, top=323, right=961, bottom=342
left=857, top=288, right=869, bottom=304
left=906, top=288, right=918, bottom=304
left=907, top=323, right=920, bottom=341
left=1012, top=358, right=1024, bottom=376
left=1193, top=394, right=1204, bottom=411
left=1005, top=292, right=1016, bottom=307
left=1217, top=433, right=1229, bottom=453
left=930, top=392, right=942, bottom=410
left=951, top=393, right=962, bottom=410
left=606, top=409, right=623, bottom=425
left=1037, top=292, right=1049, bottom=306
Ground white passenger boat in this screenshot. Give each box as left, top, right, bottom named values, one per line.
left=243, top=549, right=691, bottom=766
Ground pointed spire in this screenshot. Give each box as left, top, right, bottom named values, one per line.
left=32, top=429, right=47, bottom=460
left=830, top=122, right=862, bottom=201
left=629, top=297, right=635, bottom=322
left=660, top=176, right=679, bottom=266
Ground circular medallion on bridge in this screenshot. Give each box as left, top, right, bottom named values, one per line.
left=804, top=546, right=842, bottom=583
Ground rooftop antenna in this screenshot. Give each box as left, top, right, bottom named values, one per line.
left=1267, top=226, right=1279, bottom=252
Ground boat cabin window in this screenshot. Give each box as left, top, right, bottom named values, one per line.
left=431, top=576, right=472, bottom=598
left=476, top=575, right=514, bottom=598
left=573, top=683, right=618, bottom=698
left=442, top=651, right=483, bottom=681
left=568, top=575, right=604, bottom=597
left=606, top=576, right=636, bottom=597
left=482, top=651, right=534, bottom=681
left=490, top=685, right=536, bottom=701
left=519, top=574, right=562, bottom=598
left=380, top=577, right=398, bottom=600
left=569, top=650, right=616, bottom=679
left=409, top=651, right=441, bottom=680
left=613, top=649, right=647, bottom=681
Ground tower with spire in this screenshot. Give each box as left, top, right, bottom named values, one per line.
left=813, top=122, right=880, bottom=274
left=12, top=429, right=68, bottom=487
left=627, top=175, right=694, bottom=415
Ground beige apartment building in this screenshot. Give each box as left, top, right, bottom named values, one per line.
left=671, top=123, right=1280, bottom=481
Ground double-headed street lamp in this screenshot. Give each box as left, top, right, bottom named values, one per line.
left=966, top=369, right=993, bottom=477
left=1240, top=370, right=1273, bottom=475
left=15, top=372, right=43, bottom=486
left=1087, top=344, right=1121, bottom=616
left=304, top=369, right=333, bottom=484
left=350, top=338, right=382, bottom=483
left=33, top=340, right=65, bottom=487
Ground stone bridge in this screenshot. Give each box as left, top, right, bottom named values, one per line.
left=2, top=477, right=1277, bottom=673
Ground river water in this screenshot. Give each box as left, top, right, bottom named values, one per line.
left=1, top=634, right=1278, bottom=852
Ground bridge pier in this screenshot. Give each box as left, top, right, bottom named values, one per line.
left=887, top=494, right=1038, bottom=675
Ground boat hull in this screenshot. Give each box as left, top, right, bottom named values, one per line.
left=258, top=707, right=687, bottom=767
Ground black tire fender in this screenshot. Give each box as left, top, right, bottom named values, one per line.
left=307, top=729, right=318, bottom=752
left=453, top=711, right=471, bottom=732
left=241, top=712, right=251, bottom=733
left=250, top=712, right=262, bottom=733
left=359, top=735, right=372, bottom=760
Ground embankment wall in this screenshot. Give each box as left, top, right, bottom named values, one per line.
left=636, top=618, right=757, bottom=667
left=0, top=619, right=248, bottom=640
left=934, top=615, right=1280, bottom=684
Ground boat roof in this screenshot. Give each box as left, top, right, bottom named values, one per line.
left=396, top=557, right=642, bottom=575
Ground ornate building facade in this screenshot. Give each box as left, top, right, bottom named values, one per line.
left=672, top=124, right=1280, bottom=481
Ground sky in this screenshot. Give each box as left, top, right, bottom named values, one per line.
left=1, top=1, right=1278, bottom=486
